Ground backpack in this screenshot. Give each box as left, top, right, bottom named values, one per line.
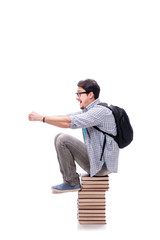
left=94, top=103, right=133, bottom=160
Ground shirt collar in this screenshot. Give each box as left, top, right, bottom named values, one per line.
left=83, top=98, right=101, bottom=112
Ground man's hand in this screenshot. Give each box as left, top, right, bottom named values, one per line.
left=28, top=112, right=43, bottom=122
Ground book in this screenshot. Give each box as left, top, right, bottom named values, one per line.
left=78, top=191, right=105, bottom=195
left=78, top=202, right=105, bottom=206
left=78, top=198, right=105, bottom=203
left=81, top=175, right=109, bottom=181
left=82, top=180, right=109, bottom=185
left=78, top=205, right=105, bottom=210
left=79, top=220, right=106, bottom=224
left=78, top=213, right=106, bottom=217
left=81, top=185, right=109, bottom=190
left=78, top=216, right=106, bottom=221
left=78, top=194, right=105, bottom=199
left=78, top=209, right=105, bottom=214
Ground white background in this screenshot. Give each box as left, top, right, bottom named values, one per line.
left=0, top=0, right=160, bottom=239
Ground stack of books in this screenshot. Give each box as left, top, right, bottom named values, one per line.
left=78, top=175, right=109, bottom=224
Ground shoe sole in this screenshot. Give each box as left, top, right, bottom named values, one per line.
left=51, top=187, right=81, bottom=194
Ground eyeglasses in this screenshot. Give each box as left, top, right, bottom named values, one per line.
left=75, top=92, right=89, bottom=97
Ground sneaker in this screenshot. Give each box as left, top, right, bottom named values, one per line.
left=51, top=183, right=81, bottom=194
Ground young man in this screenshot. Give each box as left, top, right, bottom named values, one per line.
left=28, top=79, right=119, bottom=193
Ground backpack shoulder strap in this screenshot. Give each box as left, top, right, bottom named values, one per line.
left=94, top=102, right=117, bottom=141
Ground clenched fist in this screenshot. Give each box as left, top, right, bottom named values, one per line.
left=28, top=112, right=43, bottom=122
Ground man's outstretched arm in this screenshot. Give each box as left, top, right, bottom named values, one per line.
left=28, top=112, right=71, bottom=128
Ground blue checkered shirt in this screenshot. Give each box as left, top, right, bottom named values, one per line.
left=67, top=98, right=119, bottom=176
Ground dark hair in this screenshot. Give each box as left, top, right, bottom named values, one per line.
left=77, top=79, right=100, bottom=99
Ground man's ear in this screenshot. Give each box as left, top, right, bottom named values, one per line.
left=88, top=92, right=95, bottom=99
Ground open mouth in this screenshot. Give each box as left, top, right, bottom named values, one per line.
left=79, top=100, right=83, bottom=109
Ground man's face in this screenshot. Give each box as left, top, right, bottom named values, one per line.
left=76, top=87, right=94, bottom=109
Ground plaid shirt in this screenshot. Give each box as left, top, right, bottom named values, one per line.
left=67, top=98, right=119, bottom=176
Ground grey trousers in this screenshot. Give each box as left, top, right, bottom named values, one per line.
left=54, top=133, right=110, bottom=186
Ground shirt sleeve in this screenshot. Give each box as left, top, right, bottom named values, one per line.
left=69, top=106, right=111, bottom=129
left=66, top=111, right=82, bottom=118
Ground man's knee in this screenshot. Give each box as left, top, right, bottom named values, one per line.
left=54, top=133, right=68, bottom=146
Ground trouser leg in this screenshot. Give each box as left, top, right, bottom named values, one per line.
left=94, top=165, right=111, bottom=176
left=54, top=133, right=90, bottom=186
